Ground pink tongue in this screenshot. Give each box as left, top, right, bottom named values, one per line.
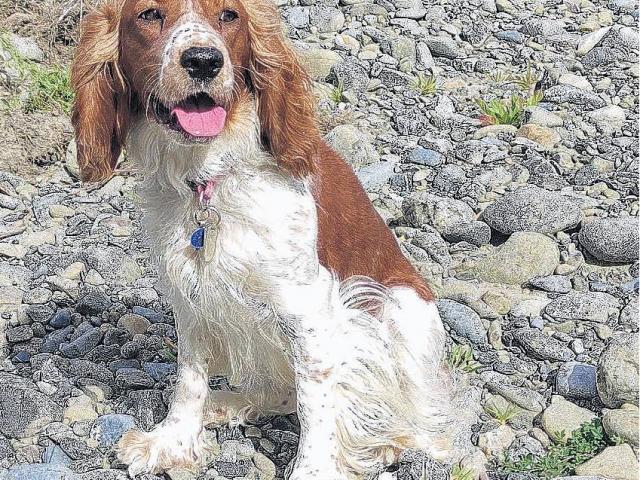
left=171, top=104, right=227, bottom=137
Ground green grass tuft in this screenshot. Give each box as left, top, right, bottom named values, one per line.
left=451, top=464, right=475, bottom=480
left=485, top=401, right=521, bottom=425
left=500, top=419, right=607, bottom=479
left=329, top=81, right=346, bottom=103
left=475, top=90, right=543, bottom=126
left=412, top=73, right=437, bottom=96
left=0, top=33, right=73, bottom=114
left=448, top=344, right=481, bottom=373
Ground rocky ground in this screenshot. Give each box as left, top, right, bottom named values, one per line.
left=0, top=0, right=639, bottom=479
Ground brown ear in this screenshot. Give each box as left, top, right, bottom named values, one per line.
left=245, top=1, right=319, bottom=177
left=71, top=2, right=128, bottom=183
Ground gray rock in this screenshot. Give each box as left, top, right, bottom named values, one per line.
left=60, top=327, right=103, bottom=358
left=442, top=221, right=492, bottom=246
left=142, top=363, right=177, bottom=382
left=288, top=6, right=310, bottom=28
left=356, top=161, right=396, bottom=191
left=309, top=6, right=344, bottom=33
left=437, top=299, right=487, bottom=345
left=83, top=246, right=143, bottom=286
left=482, top=186, right=582, bottom=234
left=402, top=192, right=475, bottom=236
left=579, top=217, right=639, bottom=263
left=513, top=328, right=574, bottom=362
left=495, top=30, right=525, bottom=43
left=529, top=275, right=572, bottom=294
left=90, top=414, right=136, bottom=448
left=6, top=325, right=33, bottom=343
left=597, top=333, right=639, bottom=408
left=458, top=232, right=560, bottom=285
left=407, top=147, right=444, bottom=167
left=0, top=373, right=63, bottom=438
left=541, top=395, right=596, bottom=442
left=545, top=292, right=620, bottom=323
left=75, top=290, right=112, bottom=316
left=574, top=444, right=639, bottom=480
left=115, top=368, right=155, bottom=390
left=43, top=445, right=73, bottom=465
left=543, top=85, right=606, bottom=110
left=556, top=362, right=598, bottom=399
left=328, top=59, right=369, bottom=95
left=424, top=36, right=460, bottom=59
left=3, top=463, right=78, bottom=480
left=602, top=404, right=638, bottom=447
left=523, top=18, right=566, bottom=37
left=482, top=372, right=545, bottom=412
left=433, top=164, right=466, bottom=194
left=325, top=125, right=379, bottom=169
left=582, top=47, right=621, bottom=69
left=117, top=390, right=167, bottom=430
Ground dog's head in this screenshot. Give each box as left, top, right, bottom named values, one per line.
left=71, top=0, right=318, bottom=182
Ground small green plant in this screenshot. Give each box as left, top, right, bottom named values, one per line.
left=512, top=63, right=538, bottom=91
left=475, top=90, right=543, bottom=126
left=488, top=70, right=512, bottom=84
left=485, top=401, right=521, bottom=425
left=500, top=419, right=607, bottom=478
left=412, top=73, right=437, bottom=96
left=451, top=464, right=474, bottom=480
left=329, top=81, right=346, bottom=103
left=448, top=344, right=481, bottom=373
left=0, top=33, right=73, bottom=114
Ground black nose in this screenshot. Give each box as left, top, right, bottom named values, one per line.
left=180, top=47, right=224, bottom=81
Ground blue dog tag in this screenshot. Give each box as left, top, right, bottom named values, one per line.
left=190, top=227, right=205, bottom=250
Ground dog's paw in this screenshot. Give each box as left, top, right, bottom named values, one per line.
left=117, top=422, right=207, bottom=476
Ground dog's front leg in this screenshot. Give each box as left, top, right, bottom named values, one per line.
left=118, top=321, right=210, bottom=476
left=274, top=267, right=350, bottom=480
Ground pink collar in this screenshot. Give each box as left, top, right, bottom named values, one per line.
left=193, top=176, right=223, bottom=203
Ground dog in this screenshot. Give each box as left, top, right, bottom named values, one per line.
left=70, top=0, right=467, bottom=477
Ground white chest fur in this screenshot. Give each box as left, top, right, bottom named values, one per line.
left=127, top=118, right=318, bottom=404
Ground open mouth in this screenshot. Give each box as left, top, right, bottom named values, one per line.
left=153, top=93, right=227, bottom=140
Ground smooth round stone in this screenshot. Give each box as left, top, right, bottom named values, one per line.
left=407, top=147, right=444, bottom=166
left=483, top=185, right=582, bottom=234
left=49, top=309, right=71, bottom=329
left=556, top=362, right=597, bottom=399
left=579, top=217, right=639, bottom=263
left=90, top=414, right=136, bottom=447
left=436, top=299, right=487, bottom=345
left=597, top=333, right=639, bottom=408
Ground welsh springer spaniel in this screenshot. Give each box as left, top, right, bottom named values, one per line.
left=71, top=0, right=474, bottom=478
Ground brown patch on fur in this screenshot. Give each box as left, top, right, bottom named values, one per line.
left=244, top=0, right=319, bottom=177
left=70, top=0, right=128, bottom=183
left=313, top=142, right=434, bottom=302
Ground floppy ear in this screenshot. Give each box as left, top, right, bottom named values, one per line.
left=71, top=2, right=129, bottom=182
left=245, top=1, right=319, bottom=178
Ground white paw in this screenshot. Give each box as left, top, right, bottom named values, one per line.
left=117, top=422, right=207, bottom=476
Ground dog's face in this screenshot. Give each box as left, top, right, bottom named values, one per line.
left=71, top=0, right=318, bottom=182
left=118, top=0, right=251, bottom=143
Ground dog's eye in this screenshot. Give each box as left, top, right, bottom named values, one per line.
left=220, top=9, right=238, bottom=23
left=139, top=8, right=163, bottom=22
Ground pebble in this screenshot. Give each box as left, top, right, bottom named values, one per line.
left=529, top=275, right=572, bottom=293
left=436, top=299, right=487, bottom=345
left=556, top=362, right=598, bottom=400
left=574, top=444, right=639, bottom=480
left=64, top=394, right=98, bottom=423
left=483, top=185, right=582, bottom=234
left=407, top=147, right=444, bottom=166
left=516, top=124, right=562, bottom=148
left=596, top=333, right=639, bottom=408
left=579, top=217, right=639, bottom=263
left=541, top=395, right=597, bottom=442
left=90, top=414, right=136, bottom=448
left=513, top=328, right=574, bottom=362
left=75, top=290, right=112, bottom=316
left=545, top=292, right=619, bottom=323
left=459, top=232, right=560, bottom=285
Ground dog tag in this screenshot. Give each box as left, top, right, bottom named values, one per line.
left=192, top=206, right=221, bottom=262
left=190, top=227, right=206, bottom=250
left=203, top=227, right=218, bottom=263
